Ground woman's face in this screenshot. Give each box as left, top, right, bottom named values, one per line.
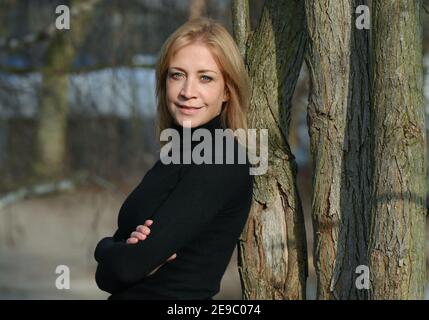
left=166, top=43, right=228, bottom=128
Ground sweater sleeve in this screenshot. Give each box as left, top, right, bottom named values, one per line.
left=94, top=163, right=233, bottom=293
left=114, top=160, right=183, bottom=241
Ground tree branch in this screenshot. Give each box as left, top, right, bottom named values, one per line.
left=231, top=0, right=251, bottom=58
left=0, top=60, right=155, bottom=75
left=0, top=0, right=102, bottom=52
left=0, top=172, right=119, bottom=210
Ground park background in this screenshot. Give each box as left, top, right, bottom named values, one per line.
left=0, top=0, right=428, bottom=299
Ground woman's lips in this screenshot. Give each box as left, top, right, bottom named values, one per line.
left=176, top=104, right=202, bottom=115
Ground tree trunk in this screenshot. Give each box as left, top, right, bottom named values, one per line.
left=368, top=0, right=426, bottom=299
left=36, top=66, right=69, bottom=179
left=34, top=0, right=98, bottom=179
left=232, top=0, right=308, bottom=299
left=305, top=0, right=372, bottom=299
left=189, top=0, right=207, bottom=20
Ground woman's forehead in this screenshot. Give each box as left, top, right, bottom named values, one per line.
left=169, top=43, right=221, bottom=71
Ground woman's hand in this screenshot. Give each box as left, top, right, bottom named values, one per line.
left=126, top=219, right=177, bottom=276
left=126, top=219, right=153, bottom=244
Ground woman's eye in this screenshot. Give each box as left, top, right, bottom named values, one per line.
left=201, top=75, right=213, bottom=82
left=170, top=72, right=184, bottom=80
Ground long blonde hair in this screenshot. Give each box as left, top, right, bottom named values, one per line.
left=155, top=18, right=250, bottom=144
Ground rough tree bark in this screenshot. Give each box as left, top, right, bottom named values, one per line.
left=368, top=0, right=427, bottom=299
left=232, top=0, right=308, bottom=299
left=305, top=0, right=372, bottom=299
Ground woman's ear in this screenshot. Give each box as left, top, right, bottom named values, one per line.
left=223, top=87, right=230, bottom=102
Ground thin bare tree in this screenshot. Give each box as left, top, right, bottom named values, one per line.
left=34, top=0, right=100, bottom=179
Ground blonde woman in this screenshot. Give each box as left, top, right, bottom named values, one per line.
left=94, top=18, right=253, bottom=300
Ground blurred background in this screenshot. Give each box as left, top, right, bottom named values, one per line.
left=0, top=0, right=427, bottom=299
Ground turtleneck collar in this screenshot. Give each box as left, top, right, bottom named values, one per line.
left=160, top=113, right=240, bottom=165
left=166, top=114, right=225, bottom=156
left=171, top=113, right=224, bottom=135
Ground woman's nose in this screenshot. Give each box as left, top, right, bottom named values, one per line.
left=180, top=78, right=197, bottom=99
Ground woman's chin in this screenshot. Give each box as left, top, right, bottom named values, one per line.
left=174, top=114, right=202, bottom=128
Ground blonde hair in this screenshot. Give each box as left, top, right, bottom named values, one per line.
left=155, top=18, right=250, bottom=145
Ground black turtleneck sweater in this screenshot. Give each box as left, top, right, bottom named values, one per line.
left=94, top=114, right=254, bottom=300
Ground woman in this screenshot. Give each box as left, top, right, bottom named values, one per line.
left=94, top=18, right=253, bottom=300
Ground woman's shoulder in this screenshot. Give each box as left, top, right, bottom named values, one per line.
left=181, top=149, right=253, bottom=188
left=151, top=134, right=254, bottom=183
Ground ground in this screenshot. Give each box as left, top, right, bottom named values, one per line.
left=0, top=179, right=426, bottom=299
left=0, top=183, right=243, bottom=299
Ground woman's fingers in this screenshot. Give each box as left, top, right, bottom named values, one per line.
left=136, top=225, right=151, bottom=236
left=126, top=237, right=138, bottom=244
left=131, top=231, right=147, bottom=240
left=167, top=253, right=177, bottom=261
left=147, top=254, right=178, bottom=276
left=127, top=220, right=154, bottom=245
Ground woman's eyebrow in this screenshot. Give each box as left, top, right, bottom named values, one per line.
left=169, top=67, right=217, bottom=74
left=197, top=69, right=217, bottom=74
